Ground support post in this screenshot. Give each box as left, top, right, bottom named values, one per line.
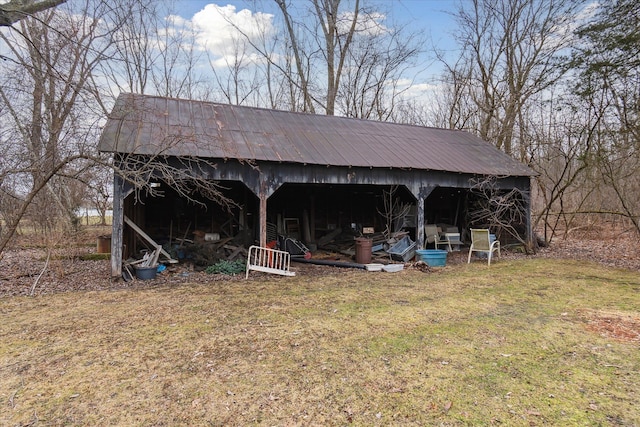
left=259, top=184, right=268, bottom=248
left=417, top=196, right=425, bottom=249
left=416, top=185, right=436, bottom=250
left=111, top=174, right=133, bottom=278
left=310, top=194, right=316, bottom=243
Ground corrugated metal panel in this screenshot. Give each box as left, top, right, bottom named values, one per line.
left=98, top=93, right=536, bottom=177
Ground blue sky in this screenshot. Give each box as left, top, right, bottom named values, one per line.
left=172, top=0, right=460, bottom=89
left=177, top=0, right=457, bottom=34
left=178, top=0, right=459, bottom=46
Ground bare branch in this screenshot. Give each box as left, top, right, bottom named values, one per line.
left=0, top=0, right=67, bottom=26
left=114, top=154, right=240, bottom=212
left=468, top=175, right=533, bottom=253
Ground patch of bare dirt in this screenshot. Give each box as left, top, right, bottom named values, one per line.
left=581, top=310, right=640, bottom=343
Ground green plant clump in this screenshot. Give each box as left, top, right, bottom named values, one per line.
left=80, top=253, right=111, bottom=261
left=205, top=259, right=245, bottom=275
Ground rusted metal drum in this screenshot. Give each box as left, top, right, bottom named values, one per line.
left=97, top=235, right=111, bottom=253
left=355, top=237, right=373, bottom=264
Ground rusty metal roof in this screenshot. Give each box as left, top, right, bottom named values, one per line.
left=98, top=93, right=536, bottom=177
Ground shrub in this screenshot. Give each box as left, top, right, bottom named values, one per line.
left=205, top=259, right=245, bottom=275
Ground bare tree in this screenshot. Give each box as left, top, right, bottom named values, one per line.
left=377, top=185, right=411, bottom=238
left=151, top=8, right=207, bottom=100
left=224, top=0, right=421, bottom=116
left=207, top=34, right=264, bottom=106
left=526, top=0, right=640, bottom=240
left=402, top=58, right=479, bottom=130
left=83, top=163, right=112, bottom=225
left=467, top=175, right=533, bottom=253
left=273, top=0, right=320, bottom=112
left=0, top=0, right=66, bottom=26
left=337, top=13, right=423, bottom=120
left=443, top=0, right=579, bottom=159
left=0, top=0, right=232, bottom=259
left=274, top=0, right=426, bottom=117
left=0, top=1, right=117, bottom=254
left=527, top=95, right=596, bottom=243
left=571, top=0, right=640, bottom=235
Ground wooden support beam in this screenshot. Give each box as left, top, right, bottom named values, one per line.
left=124, top=215, right=176, bottom=263
left=417, top=196, right=425, bottom=250
left=110, top=173, right=134, bottom=278
left=310, top=194, right=316, bottom=243
left=259, top=193, right=267, bottom=247
left=416, top=186, right=436, bottom=250
left=111, top=174, right=125, bottom=277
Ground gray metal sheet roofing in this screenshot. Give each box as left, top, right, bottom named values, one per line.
left=98, top=93, right=536, bottom=177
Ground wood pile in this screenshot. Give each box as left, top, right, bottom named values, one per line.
left=178, top=235, right=248, bottom=269
left=315, top=227, right=410, bottom=262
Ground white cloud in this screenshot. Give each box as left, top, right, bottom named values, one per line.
left=165, top=14, right=190, bottom=29
left=396, top=80, right=441, bottom=103
left=189, top=4, right=274, bottom=67
left=338, top=11, right=389, bottom=37
left=548, top=1, right=600, bottom=48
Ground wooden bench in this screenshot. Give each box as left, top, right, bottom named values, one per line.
left=246, top=245, right=296, bottom=278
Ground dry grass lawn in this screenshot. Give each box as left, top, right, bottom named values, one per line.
left=1, top=258, right=639, bottom=426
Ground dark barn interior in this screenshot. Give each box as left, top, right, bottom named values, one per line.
left=122, top=180, right=485, bottom=267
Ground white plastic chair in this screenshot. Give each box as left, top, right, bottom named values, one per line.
left=425, top=224, right=449, bottom=250
left=467, top=229, right=500, bottom=266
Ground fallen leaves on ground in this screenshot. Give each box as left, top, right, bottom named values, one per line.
left=2, top=225, right=639, bottom=302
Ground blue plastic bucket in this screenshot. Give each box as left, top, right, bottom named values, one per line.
left=477, top=234, right=496, bottom=258
left=415, top=249, right=448, bottom=267
left=135, top=266, right=157, bottom=280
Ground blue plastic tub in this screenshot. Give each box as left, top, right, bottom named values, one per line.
left=415, top=249, right=448, bottom=267
left=477, top=234, right=496, bottom=258
left=387, top=236, right=416, bottom=262
left=135, top=265, right=157, bottom=280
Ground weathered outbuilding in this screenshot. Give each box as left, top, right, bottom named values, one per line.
left=98, top=93, right=535, bottom=277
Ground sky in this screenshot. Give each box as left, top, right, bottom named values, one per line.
left=166, top=0, right=601, bottom=104
left=0, top=0, right=599, bottom=108
left=172, top=0, right=459, bottom=80
left=0, top=0, right=464, bottom=110
left=176, top=0, right=457, bottom=36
